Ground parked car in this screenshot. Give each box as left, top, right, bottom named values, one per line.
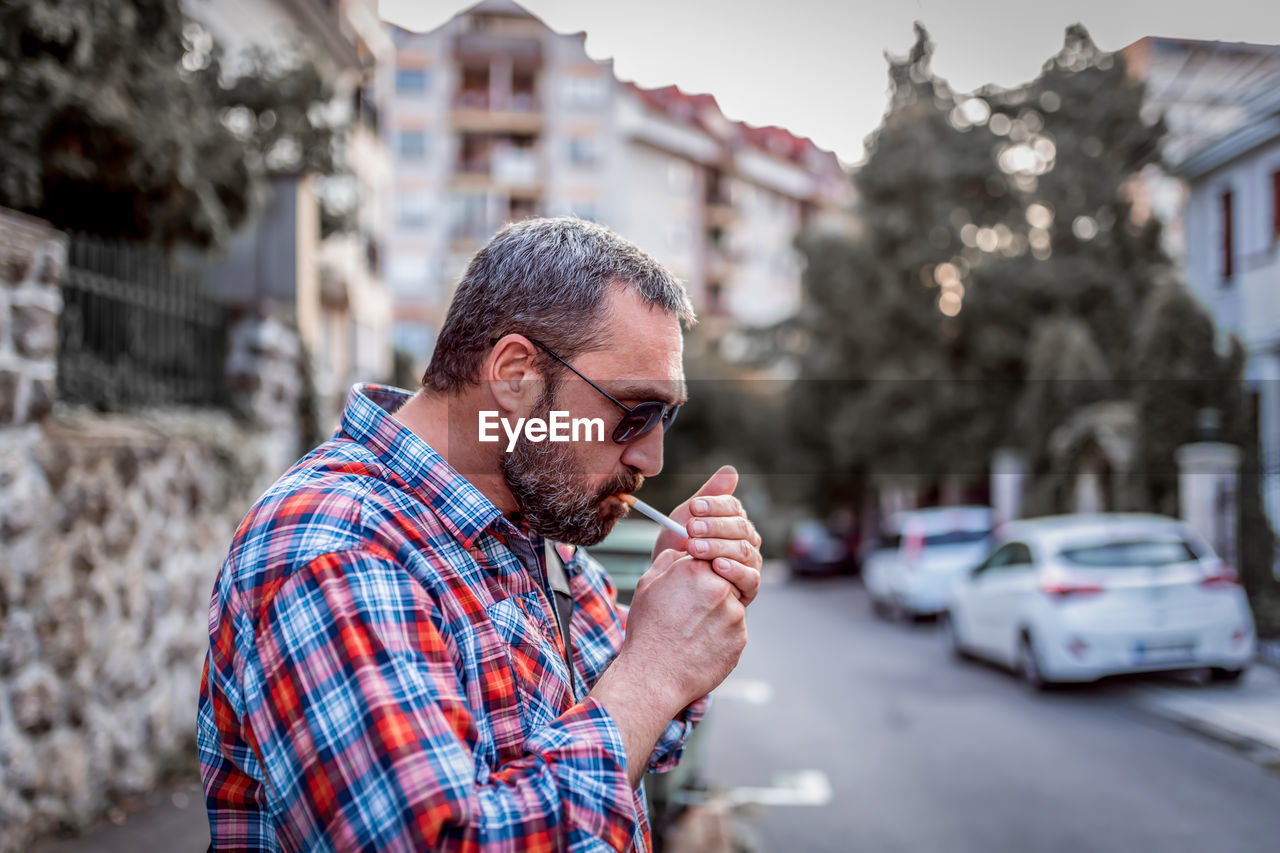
left=863, top=506, right=994, bottom=618
left=786, top=519, right=859, bottom=578
left=944, top=514, right=1256, bottom=688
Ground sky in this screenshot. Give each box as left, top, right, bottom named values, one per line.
left=379, top=1, right=1280, bottom=164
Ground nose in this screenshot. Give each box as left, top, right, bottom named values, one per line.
left=619, top=425, right=664, bottom=478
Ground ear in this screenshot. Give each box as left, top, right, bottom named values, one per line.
left=486, top=335, right=542, bottom=415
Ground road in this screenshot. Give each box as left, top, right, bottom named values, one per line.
left=699, top=572, right=1280, bottom=853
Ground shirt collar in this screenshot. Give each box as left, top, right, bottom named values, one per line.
left=339, top=383, right=503, bottom=547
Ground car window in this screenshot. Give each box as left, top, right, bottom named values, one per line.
left=973, top=541, right=1032, bottom=575
left=1059, top=539, right=1198, bottom=568
left=973, top=543, right=1013, bottom=575
left=880, top=532, right=902, bottom=550
left=923, top=529, right=991, bottom=547
left=1005, top=543, right=1033, bottom=566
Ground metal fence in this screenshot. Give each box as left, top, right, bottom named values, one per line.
left=57, top=234, right=228, bottom=410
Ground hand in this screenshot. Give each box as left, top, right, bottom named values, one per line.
left=655, top=465, right=763, bottom=606
left=589, top=547, right=748, bottom=786
left=617, top=548, right=747, bottom=711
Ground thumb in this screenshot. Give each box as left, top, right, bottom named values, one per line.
left=692, top=464, right=738, bottom=499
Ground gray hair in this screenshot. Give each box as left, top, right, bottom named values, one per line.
left=423, top=217, right=696, bottom=392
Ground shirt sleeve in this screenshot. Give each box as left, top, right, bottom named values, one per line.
left=239, top=549, right=637, bottom=852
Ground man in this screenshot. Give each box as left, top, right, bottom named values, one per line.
left=198, top=217, right=763, bottom=851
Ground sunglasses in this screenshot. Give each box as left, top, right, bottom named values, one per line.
left=494, top=336, right=681, bottom=444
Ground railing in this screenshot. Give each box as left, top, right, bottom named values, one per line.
left=57, top=234, right=229, bottom=410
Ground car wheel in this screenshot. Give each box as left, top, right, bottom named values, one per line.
left=871, top=595, right=895, bottom=621
left=1017, top=633, right=1052, bottom=691
left=941, top=611, right=971, bottom=661
left=1209, top=666, right=1246, bottom=683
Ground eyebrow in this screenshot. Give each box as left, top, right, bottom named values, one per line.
left=608, top=381, right=687, bottom=407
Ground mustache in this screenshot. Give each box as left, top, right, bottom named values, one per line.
left=600, top=468, right=643, bottom=502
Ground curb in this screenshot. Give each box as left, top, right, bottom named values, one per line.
left=1257, top=640, right=1280, bottom=671
left=1134, top=690, right=1280, bottom=772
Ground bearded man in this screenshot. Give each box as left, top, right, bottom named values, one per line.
left=198, top=217, right=763, bottom=852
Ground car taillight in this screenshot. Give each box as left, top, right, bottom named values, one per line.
left=1201, top=567, right=1240, bottom=588
left=903, top=531, right=924, bottom=571
left=1041, top=582, right=1105, bottom=600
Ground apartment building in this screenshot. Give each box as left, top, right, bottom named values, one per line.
left=1177, top=84, right=1280, bottom=535
left=188, top=0, right=396, bottom=422
left=381, top=0, right=849, bottom=360
left=1120, top=37, right=1280, bottom=264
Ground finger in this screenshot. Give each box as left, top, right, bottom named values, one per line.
left=687, top=494, right=745, bottom=519
left=670, top=466, right=739, bottom=526
left=711, top=557, right=761, bottom=606
left=686, top=515, right=760, bottom=546
left=686, top=536, right=762, bottom=569
left=641, top=548, right=684, bottom=582
left=691, top=465, right=738, bottom=500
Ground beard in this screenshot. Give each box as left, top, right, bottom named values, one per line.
left=501, top=387, right=642, bottom=546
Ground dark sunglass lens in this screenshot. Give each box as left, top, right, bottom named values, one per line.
left=612, top=404, right=664, bottom=444
left=661, top=404, right=680, bottom=431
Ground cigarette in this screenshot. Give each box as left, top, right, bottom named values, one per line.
left=616, top=494, right=689, bottom=539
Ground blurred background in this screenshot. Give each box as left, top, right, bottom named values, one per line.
left=2, top=0, right=1280, bottom=850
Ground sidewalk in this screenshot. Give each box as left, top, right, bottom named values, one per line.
left=1132, top=659, right=1280, bottom=765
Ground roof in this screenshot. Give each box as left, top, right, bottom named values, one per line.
left=625, top=81, right=844, bottom=173
left=1176, top=86, right=1280, bottom=179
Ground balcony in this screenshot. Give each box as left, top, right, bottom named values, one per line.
left=456, top=137, right=543, bottom=195
left=705, top=245, right=739, bottom=283
left=455, top=32, right=543, bottom=62
left=452, top=95, right=544, bottom=133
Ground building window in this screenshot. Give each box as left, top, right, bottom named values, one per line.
left=395, top=68, right=428, bottom=94
left=562, top=76, right=608, bottom=108
left=395, top=194, right=431, bottom=229
left=567, top=136, right=600, bottom=166
left=386, top=255, right=431, bottom=294
left=1220, top=189, right=1234, bottom=282
left=397, top=130, right=427, bottom=160
left=1272, top=170, right=1280, bottom=241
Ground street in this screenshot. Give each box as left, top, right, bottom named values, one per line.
left=701, top=571, right=1280, bottom=853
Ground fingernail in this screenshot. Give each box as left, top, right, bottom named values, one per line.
left=689, top=520, right=708, bottom=536
left=694, top=499, right=709, bottom=514
left=714, top=558, right=730, bottom=571
left=692, top=540, right=709, bottom=555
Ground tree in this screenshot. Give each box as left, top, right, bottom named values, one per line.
left=789, top=23, right=1167, bottom=503
left=0, top=0, right=343, bottom=250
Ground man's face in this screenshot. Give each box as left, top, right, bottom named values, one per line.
left=501, top=287, right=686, bottom=546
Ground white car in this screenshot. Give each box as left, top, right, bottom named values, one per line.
left=863, top=506, right=994, bottom=618
left=945, top=514, right=1256, bottom=688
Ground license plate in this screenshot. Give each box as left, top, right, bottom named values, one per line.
left=1133, top=641, right=1195, bottom=664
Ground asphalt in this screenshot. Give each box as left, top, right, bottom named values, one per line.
left=698, top=569, right=1280, bottom=853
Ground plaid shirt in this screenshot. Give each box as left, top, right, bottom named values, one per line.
left=198, top=384, right=705, bottom=852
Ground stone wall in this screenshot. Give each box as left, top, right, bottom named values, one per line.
left=0, top=211, right=307, bottom=851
